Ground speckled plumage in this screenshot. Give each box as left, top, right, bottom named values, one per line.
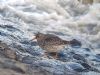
left=34, top=32, right=70, bottom=53
left=33, top=32, right=82, bottom=58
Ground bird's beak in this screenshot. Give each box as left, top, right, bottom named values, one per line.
left=30, top=36, right=36, bottom=42
left=32, top=36, right=36, bottom=40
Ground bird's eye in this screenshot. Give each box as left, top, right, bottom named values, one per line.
left=35, top=32, right=43, bottom=38
left=36, top=35, right=39, bottom=38
left=36, top=34, right=40, bottom=38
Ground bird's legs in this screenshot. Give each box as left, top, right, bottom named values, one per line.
left=43, top=51, right=49, bottom=58
left=53, top=53, right=58, bottom=59
left=49, top=52, right=58, bottom=59
left=43, top=52, right=58, bottom=59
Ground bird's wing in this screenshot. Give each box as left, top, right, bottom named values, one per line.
left=44, top=35, right=65, bottom=45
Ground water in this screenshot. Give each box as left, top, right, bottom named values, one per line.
left=0, top=0, right=100, bottom=75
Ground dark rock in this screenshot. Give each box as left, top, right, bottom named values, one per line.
left=0, top=55, right=29, bottom=75
left=58, top=50, right=73, bottom=62
left=95, top=54, right=100, bottom=59
left=31, top=60, right=81, bottom=75
left=0, top=41, right=17, bottom=60
left=83, top=48, right=91, bottom=52
left=30, top=41, right=38, bottom=46
left=20, top=40, right=30, bottom=45
left=70, top=39, right=82, bottom=48
left=73, top=54, right=87, bottom=62
left=85, top=54, right=90, bottom=57
left=0, top=31, right=8, bottom=36
left=80, top=62, right=100, bottom=73
left=0, top=25, right=21, bottom=32
left=22, top=56, right=35, bottom=64
left=66, top=62, right=86, bottom=72
left=91, top=55, right=100, bottom=62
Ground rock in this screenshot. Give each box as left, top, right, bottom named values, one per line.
left=0, top=69, right=26, bottom=75
left=66, top=62, right=86, bottom=72
left=95, top=54, right=100, bottom=59
left=0, top=1, right=100, bottom=75
left=66, top=62, right=100, bottom=73
left=31, top=59, right=81, bottom=75
left=72, top=53, right=87, bottom=62
left=0, top=41, right=30, bottom=75
left=79, top=62, right=100, bottom=73
left=0, top=57, right=29, bottom=75
left=0, top=41, right=17, bottom=60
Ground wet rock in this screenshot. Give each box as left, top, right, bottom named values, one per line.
left=0, top=1, right=100, bottom=75
left=72, top=53, right=87, bottom=62
left=91, top=55, right=100, bottom=62
left=71, top=48, right=94, bottom=57
left=95, top=54, right=100, bottom=59
left=0, top=55, right=29, bottom=75
left=0, top=25, right=20, bottom=32
left=22, top=56, right=42, bottom=64
left=0, top=31, right=8, bottom=36
left=25, top=46, right=44, bottom=56
left=58, top=49, right=74, bottom=62
left=66, top=62, right=86, bottom=72
left=22, top=56, right=35, bottom=64
left=31, top=59, right=81, bottom=75
left=66, top=62, right=100, bottom=73
left=30, top=41, right=38, bottom=46
left=80, top=62, right=100, bottom=73
left=0, top=41, right=17, bottom=60
left=58, top=48, right=89, bottom=62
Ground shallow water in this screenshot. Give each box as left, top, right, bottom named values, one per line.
left=0, top=0, right=100, bottom=75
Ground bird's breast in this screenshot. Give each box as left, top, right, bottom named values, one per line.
left=42, top=45, right=65, bottom=52
left=37, top=39, right=65, bottom=52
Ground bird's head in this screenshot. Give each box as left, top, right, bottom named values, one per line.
left=32, top=32, right=45, bottom=41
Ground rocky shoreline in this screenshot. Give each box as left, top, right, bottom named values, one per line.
left=0, top=0, right=100, bottom=75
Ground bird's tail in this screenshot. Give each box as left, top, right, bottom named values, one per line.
left=63, top=40, right=70, bottom=44
left=63, top=39, right=82, bottom=47
left=70, top=39, right=82, bottom=47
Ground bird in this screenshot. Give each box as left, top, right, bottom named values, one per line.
left=32, top=32, right=81, bottom=58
